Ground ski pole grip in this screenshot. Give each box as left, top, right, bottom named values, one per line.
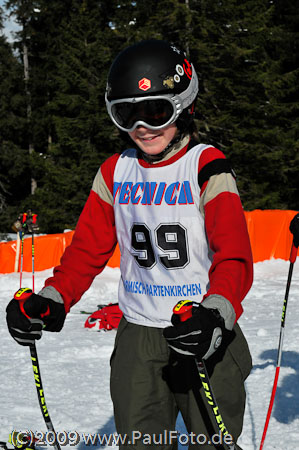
left=14, top=287, right=50, bottom=319
left=290, top=242, right=298, bottom=264
left=173, top=299, right=193, bottom=322
left=14, top=287, right=33, bottom=319
left=289, top=213, right=299, bottom=260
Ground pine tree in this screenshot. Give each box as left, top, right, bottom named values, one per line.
left=109, top=0, right=192, bottom=51
left=26, top=0, right=121, bottom=232
left=187, top=0, right=299, bottom=210
left=0, top=11, right=29, bottom=232
left=257, top=0, right=299, bottom=210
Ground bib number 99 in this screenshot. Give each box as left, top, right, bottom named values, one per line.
left=131, top=223, right=189, bottom=270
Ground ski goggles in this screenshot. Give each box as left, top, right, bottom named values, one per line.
left=105, top=94, right=183, bottom=132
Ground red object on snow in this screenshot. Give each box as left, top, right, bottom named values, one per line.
left=84, top=303, right=123, bottom=331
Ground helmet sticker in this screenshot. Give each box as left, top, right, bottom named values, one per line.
left=170, top=45, right=181, bottom=54
left=176, top=64, right=184, bottom=76
left=139, top=77, right=151, bottom=91
left=163, top=76, right=175, bottom=89
left=183, top=59, right=192, bottom=80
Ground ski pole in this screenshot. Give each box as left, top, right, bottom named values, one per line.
left=19, top=230, right=25, bottom=289
left=29, top=343, right=61, bottom=449
left=15, top=289, right=61, bottom=450
left=259, top=218, right=298, bottom=450
left=173, top=300, right=236, bottom=450
left=31, top=231, right=35, bottom=293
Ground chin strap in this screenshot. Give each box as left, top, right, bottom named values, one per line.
left=139, top=131, right=184, bottom=163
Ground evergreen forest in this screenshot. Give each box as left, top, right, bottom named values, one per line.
left=0, top=0, right=298, bottom=233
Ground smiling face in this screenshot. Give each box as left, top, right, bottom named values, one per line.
left=128, top=123, right=178, bottom=157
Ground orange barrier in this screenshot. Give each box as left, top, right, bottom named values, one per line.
left=244, top=210, right=298, bottom=263
left=0, top=210, right=298, bottom=274
left=0, top=232, right=74, bottom=274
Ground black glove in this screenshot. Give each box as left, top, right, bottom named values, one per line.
left=290, top=213, right=299, bottom=248
left=163, top=302, right=225, bottom=360
left=6, top=288, right=66, bottom=346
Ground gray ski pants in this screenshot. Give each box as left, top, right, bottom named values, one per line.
left=110, top=317, right=252, bottom=449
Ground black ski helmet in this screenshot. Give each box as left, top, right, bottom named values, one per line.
left=105, top=39, right=198, bottom=132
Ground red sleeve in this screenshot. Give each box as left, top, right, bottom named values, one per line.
left=44, top=154, right=120, bottom=312
left=199, top=148, right=253, bottom=321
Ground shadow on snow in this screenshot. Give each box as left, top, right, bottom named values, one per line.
left=254, top=349, right=299, bottom=424
left=77, top=416, right=116, bottom=449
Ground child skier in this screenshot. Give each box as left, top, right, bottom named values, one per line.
left=7, top=40, right=253, bottom=449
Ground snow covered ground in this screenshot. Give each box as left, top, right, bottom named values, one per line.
left=1, top=258, right=299, bottom=449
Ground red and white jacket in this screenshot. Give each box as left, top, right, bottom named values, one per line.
left=43, top=135, right=253, bottom=329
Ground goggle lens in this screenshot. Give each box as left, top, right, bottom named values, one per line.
left=111, top=99, right=175, bottom=131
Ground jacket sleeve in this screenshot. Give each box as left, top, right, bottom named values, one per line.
left=198, top=147, right=253, bottom=323
left=43, top=153, right=120, bottom=312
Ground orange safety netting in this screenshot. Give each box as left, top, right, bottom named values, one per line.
left=0, top=210, right=298, bottom=274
